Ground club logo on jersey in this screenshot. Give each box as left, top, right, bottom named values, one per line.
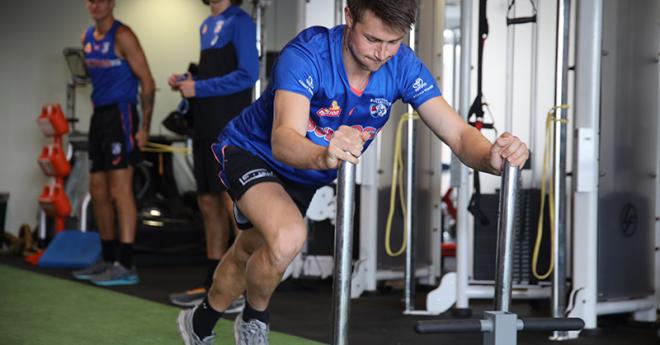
left=298, top=75, right=314, bottom=95
left=101, top=42, right=110, bottom=54
left=412, top=78, right=427, bottom=92
left=202, top=24, right=208, bottom=34
left=111, top=142, right=123, bottom=165
left=84, top=42, right=92, bottom=54
left=316, top=101, right=342, bottom=117
left=214, top=20, right=224, bottom=34
left=369, top=98, right=391, bottom=118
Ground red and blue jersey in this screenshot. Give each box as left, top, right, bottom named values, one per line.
left=216, top=25, right=441, bottom=187
left=83, top=21, right=138, bottom=107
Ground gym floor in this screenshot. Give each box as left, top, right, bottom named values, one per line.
left=1, top=255, right=658, bottom=345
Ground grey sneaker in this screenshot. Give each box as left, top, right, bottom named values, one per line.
left=177, top=307, right=216, bottom=345
left=169, top=287, right=207, bottom=307
left=89, top=262, right=139, bottom=286
left=72, top=260, right=111, bottom=280
left=234, top=312, right=269, bottom=345
left=225, top=295, right=246, bottom=314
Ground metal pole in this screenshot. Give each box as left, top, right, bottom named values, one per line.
left=529, top=7, right=539, bottom=188
left=453, top=0, right=474, bottom=310
left=505, top=5, right=516, bottom=133
left=252, top=0, right=266, bottom=99
left=39, top=210, right=47, bottom=241
left=66, top=81, right=76, bottom=132
left=568, top=0, right=603, bottom=334
left=80, top=193, right=91, bottom=232
left=494, top=162, right=520, bottom=312
left=404, top=18, right=417, bottom=314
left=332, top=162, right=356, bottom=345
left=552, top=0, right=570, bottom=339
left=335, top=0, right=344, bottom=26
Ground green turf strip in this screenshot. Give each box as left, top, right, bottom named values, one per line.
left=0, top=264, right=323, bottom=345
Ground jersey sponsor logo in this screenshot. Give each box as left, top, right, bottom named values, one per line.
left=412, top=78, right=427, bottom=92
left=411, top=77, right=435, bottom=99
left=307, top=119, right=379, bottom=142
left=84, top=42, right=92, bottom=54
left=298, top=76, right=314, bottom=95
left=202, top=24, right=208, bottom=34
left=316, top=100, right=342, bottom=117
left=214, top=20, right=224, bottom=34
left=211, top=35, right=219, bottom=46
left=413, top=84, right=435, bottom=99
left=239, top=168, right=274, bottom=186
left=85, top=58, right=122, bottom=68
left=369, top=98, right=391, bottom=118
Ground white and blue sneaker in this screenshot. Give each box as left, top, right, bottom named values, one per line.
left=89, top=262, right=139, bottom=286
left=72, top=260, right=111, bottom=280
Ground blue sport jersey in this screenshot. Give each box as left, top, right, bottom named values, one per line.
left=191, top=5, right=258, bottom=140
left=216, top=25, right=441, bottom=188
left=194, top=5, right=258, bottom=98
left=83, top=21, right=138, bottom=106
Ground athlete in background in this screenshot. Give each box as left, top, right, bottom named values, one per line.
left=167, top=0, right=258, bottom=311
left=73, top=0, right=155, bottom=286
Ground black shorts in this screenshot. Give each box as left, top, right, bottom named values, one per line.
left=193, top=139, right=225, bottom=194
left=217, top=145, right=317, bottom=230
left=88, top=103, right=142, bottom=172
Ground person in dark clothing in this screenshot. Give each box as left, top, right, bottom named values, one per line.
left=167, top=0, right=258, bottom=311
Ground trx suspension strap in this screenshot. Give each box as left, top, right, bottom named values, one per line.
left=467, top=0, right=492, bottom=226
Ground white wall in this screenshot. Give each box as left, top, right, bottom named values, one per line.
left=265, top=0, right=301, bottom=51
left=305, top=0, right=336, bottom=29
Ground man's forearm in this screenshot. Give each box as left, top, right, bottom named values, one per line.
left=140, top=90, right=155, bottom=131
left=272, top=128, right=328, bottom=170
left=456, top=126, right=499, bottom=175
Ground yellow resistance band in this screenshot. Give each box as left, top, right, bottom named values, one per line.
left=385, top=112, right=419, bottom=257
left=141, top=141, right=191, bottom=154
left=532, top=104, right=569, bottom=280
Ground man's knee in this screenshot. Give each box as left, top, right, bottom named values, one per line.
left=90, top=180, right=110, bottom=202
left=266, top=223, right=307, bottom=272
left=109, top=182, right=132, bottom=202
left=197, top=193, right=221, bottom=213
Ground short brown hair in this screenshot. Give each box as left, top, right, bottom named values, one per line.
left=347, top=0, right=417, bottom=34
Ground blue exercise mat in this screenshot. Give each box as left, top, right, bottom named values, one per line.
left=38, top=230, right=101, bottom=268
